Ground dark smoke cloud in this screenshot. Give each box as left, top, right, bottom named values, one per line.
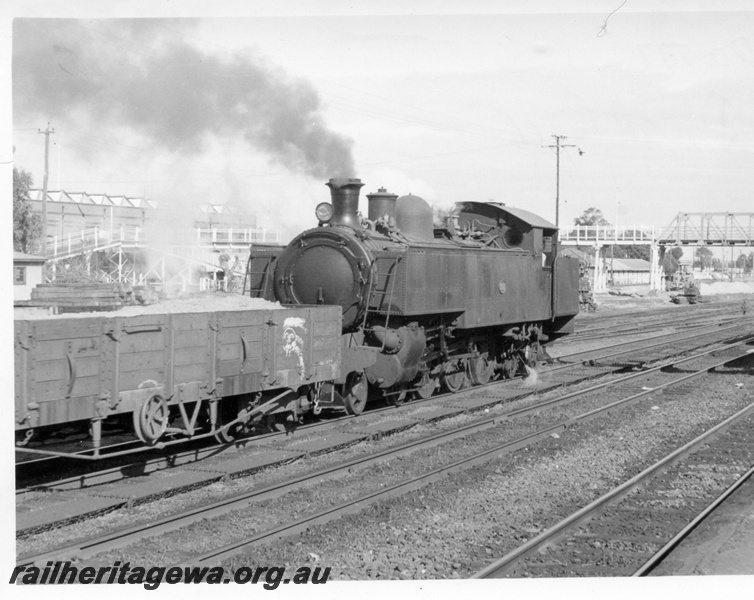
left=13, top=19, right=355, bottom=178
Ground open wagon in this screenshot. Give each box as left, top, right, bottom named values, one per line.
left=14, top=304, right=367, bottom=459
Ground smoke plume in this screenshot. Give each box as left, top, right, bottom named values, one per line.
left=13, top=19, right=355, bottom=179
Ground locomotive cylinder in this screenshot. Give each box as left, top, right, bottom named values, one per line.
left=327, top=178, right=364, bottom=228
left=366, top=187, right=398, bottom=225
left=365, top=324, right=427, bottom=388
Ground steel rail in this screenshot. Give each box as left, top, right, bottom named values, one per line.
left=17, top=322, right=750, bottom=497
left=631, top=461, right=754, bottom=577
left=571, top=313, right=737, bottom=341
left=471, top=399, right=754, bottom=579
left=551, top=319, right=747, bottom=366
left=575, top=303, right=736, bottom=329
left=181, top=344, right=754, bottom=567
left=571, top=306, right=740, bottom=338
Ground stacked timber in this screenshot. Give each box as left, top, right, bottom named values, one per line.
left=24, top=283, right=139, bottom=312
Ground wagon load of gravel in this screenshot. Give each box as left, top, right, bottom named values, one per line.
left=14, top=293, right=283, bottom=319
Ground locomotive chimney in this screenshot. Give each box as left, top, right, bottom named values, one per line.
left=366, top=187, right=398, bottom=225
left=326, top=178, right=364, bottom=228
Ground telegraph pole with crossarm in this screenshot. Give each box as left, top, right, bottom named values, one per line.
left=38, top=122, right=55, bottom=255
left=544, top=134, right=583, bottom=228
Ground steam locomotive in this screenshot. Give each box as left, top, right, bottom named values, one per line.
left=247, top=178, right=580, bottom=415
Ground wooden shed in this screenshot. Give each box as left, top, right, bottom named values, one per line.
left=13, top=252, right=46, bottom=302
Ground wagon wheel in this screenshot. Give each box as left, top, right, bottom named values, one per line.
left=343, top=371, right=368, bottom=416
left=469, top=353, right=494, bottom=386
left=413, top=371, right=438, bottom=400
left=133, top=393, right=169, bottom=445
left=441, top=360, right=467, bottom=393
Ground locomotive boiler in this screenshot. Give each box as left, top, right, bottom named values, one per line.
left=247, top=178, right=580, bottom=413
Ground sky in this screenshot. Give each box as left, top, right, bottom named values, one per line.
left=4, top=1, right=754, bottom=243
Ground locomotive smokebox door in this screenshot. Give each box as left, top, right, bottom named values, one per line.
left=274, top=228, right=372, bottom=331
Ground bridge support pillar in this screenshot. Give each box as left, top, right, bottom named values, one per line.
left=593, top=243, right=607, bottom=293
left=649, top=243, right=663, bottom=291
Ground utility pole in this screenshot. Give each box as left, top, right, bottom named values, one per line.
left=38, top=122, right=55, bottom=255
left=544, top=134, right=583, bottom=228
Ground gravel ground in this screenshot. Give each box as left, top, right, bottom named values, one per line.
left=33, top=353, right=752, bottom=580
left=590, top=290, right=754, bottom=315
left=213, top=362, right=752, bottom=580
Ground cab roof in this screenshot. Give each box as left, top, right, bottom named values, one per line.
left=454, top=201, right=557, bottom=232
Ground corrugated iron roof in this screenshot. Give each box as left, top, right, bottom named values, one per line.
left=14, top=251, right=46, bottom=263
left=27, top=189, right=252, bottom=215
left=29, top=189, right=154, bottom=208
left=612, top=258, right=651, bottom=271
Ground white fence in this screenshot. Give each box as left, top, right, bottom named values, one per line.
left=560, top=225, right=659, bottom=245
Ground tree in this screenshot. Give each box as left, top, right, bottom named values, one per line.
left=735, top=252, right=754, bottom=273
left=13, top=167, right=42, bottom=254
left=661, top=252, right=679, bottom=275
left=670, top=247, right=683, bottom=261
left=574, top=207, right=610, bottom=226
left=695, top=246, right=713, bottom=271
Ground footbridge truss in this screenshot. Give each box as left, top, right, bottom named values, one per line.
left=559, top=212, right=754, bottom=292
left=43, top=226, right=282, bottom=287
left=561, top=213, right=754, bottom=247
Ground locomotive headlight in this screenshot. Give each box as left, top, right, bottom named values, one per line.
left=315, top=202, right=333, bottom=223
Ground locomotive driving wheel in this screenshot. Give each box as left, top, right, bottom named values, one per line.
left=524, top=342, right=541, bottom=368
left=441, top=359, right=467, bottom=393
left=469, top=353, right=494, bottom=386
left=413, top=371, right=438, bottom=400
left=133, top=393, right=169, bottom=445
left=343, top=371, right=368, bottom=416
left=500, top=354, right=520, bottom=380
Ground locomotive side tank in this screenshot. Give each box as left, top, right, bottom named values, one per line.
left=247, top=178, right=580, bottom=408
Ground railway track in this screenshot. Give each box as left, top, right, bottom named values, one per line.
left=634, top=462, right=754, bottom=576
left=16, top=334, right=754, bottom=568
left=472, top=401, right=754, bottom=578
left=17, top=317, right=747, bottom=498
left=570, top=306, right=741, bottom=341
